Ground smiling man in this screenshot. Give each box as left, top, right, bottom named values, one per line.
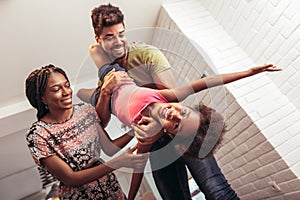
left=76, top=3, right=241, bottom=200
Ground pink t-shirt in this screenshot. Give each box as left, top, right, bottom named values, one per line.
left=112, top=83, right=168, bottom=126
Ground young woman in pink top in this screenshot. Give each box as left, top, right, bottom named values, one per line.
left=96, top=62, right=281, bottom=200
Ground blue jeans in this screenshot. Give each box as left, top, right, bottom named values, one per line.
left=150, top=135, right=240, bottom=200
left=150, top=135, right=192, bottom=200
left=185, top=156, right=240, bottom=200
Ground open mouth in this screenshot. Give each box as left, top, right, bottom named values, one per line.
left=112, top=45, right=125, bottom=56
left=61, top=97, right=72, bottom=104
left=160, top=106, right=171, bottom=119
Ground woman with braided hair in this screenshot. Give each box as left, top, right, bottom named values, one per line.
left=25, top=64, right=148, bottom=200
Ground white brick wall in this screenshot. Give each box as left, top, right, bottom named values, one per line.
left=199, top=0, right=300, bottom=110
left=155, top=0, right=300, bottom=199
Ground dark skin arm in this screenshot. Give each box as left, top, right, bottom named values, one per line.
left=41, top=127, right=147, bottom=187
left=99, top=126, right=135, bottom=156
left=158, top=64, right=282, bottom=102
left=133, top=64, right=282, bottom=141
left=127, top=144, right=152, bottom=200
left=95, top=69, right=133, bottom=128
left=95, top=86, right=112, bottom=128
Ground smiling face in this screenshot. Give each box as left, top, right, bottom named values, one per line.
left=97, top=23, right=128, bottom=61
left=149, top=102, right=200, bottom=137
left=41, top=72, right=73, bottom=112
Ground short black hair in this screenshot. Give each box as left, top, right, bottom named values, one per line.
left=91, top=3, right=125, bottom=37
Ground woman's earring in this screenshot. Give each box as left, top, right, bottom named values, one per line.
left=163, top=128, right=167, bottom=133
left=45, top=104, right=48, bottom=110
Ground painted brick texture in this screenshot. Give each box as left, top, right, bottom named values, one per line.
left=154, top=0, right=300, bottom=199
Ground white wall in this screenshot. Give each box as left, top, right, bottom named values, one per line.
left=4, top=0, right=299, bottom=199
left=158, top=0, right=300, bottom=199
left=0, top=0, right=163, bottom=108
left=198, top=0, right=300, bottom=111
left=0, top=1, right=163, bottom=199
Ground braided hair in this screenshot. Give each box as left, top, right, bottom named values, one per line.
left=25, top=64, right=69, bottom=120
left=91, top=3, right=125, bottom=37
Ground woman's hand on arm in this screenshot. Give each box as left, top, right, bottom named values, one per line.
left=114, top=145, right=149, bottom=171
left=42, top=150, right=148, bottom=187
left=42, top=155, right=119, bottom=187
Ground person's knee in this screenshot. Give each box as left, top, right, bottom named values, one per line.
left=76, top=88, right=95, bottom=103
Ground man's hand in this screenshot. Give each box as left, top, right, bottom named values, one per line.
left=131, top=116, right=163, bottom=145
left=101, top=69, right=133, bottom=95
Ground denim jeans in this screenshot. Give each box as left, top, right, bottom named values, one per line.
left=150, top=135, right=240, bottom=200
left=150, top=135, right=192, bottom=200
left=185, top=156, right=240, bottom=200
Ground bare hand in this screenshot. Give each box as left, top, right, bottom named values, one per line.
left=101, top=69, right=133, bottom=94
left=118, top=145, right=149, bottom=170
left=131, top=116, right=163, bottom=145
left=249, top=64, right=282, bottom=75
